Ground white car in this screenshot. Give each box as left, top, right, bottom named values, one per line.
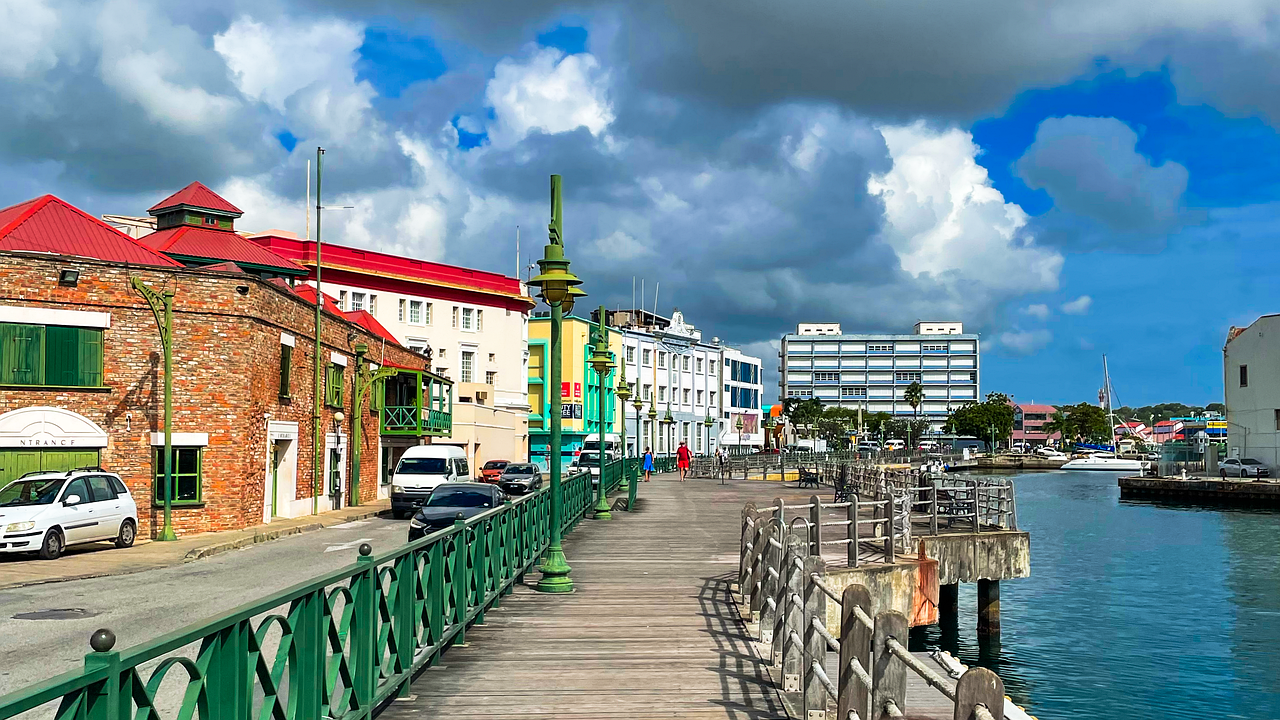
left=0, top=468, right=138, bottom=560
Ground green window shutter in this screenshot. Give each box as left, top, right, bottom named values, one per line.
left=1, top=323, right=45, bottom=385
left=79, top=328, right=103, bottom=387
left=279, top=344, right=292, bottom=398
left=45, top=326, right=80, bottom=386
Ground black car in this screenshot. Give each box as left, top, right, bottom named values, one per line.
left=498, top=463, right=543, bottom=495
left=407, top=483, right=507, bottom=541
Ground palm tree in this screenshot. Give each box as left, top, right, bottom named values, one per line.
left=904, top=381, right=924, bottom=451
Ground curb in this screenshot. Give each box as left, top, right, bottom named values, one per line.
left=183, top=506, right=390, bottom=562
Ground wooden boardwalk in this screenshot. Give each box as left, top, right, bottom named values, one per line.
left=381, top=473, right=956, bottom=720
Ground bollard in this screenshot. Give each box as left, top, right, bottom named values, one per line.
left=802, top=555, right=827, bottom=719
left=837, top=585, right=872, bottom=720
left=872, top=611, right=908, bottom=719
left=809, top=495, right=822, bottom=556
left=774, top=497, right=786, bottom=527
left=846, top=493, right=858, bottom=567
left=760, top=518, right=783, bottom=644
left=741, top=503, right=758, bottom=598
left=778, top=532, right=805, bottom=674
left=954, top=667, right=1005, bottom=720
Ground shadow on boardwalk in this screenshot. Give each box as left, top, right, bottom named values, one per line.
left=379, top=473, right=788, bottom=719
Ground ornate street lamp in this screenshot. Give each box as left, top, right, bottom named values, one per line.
left=663, top=400, right=675, bottom=465
left=704, top=414, right=715, bottom=453
left=736, top=414, right=745, bottom=457
left=527, top=174, right=584, bottom=594
left=648, top=403, right=658, bottom=458
left=587, top=307, right=615, bottom=521
left=615, top=362, right=632, bottom=495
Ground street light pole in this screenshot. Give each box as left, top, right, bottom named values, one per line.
left=131, top=277, right=177, bottom=541
left=313, top=147, right=325, bottom=516
left=589, top=305, right=615, bottom=520
left=529, top=174, right=584, bottom=594
left=616, top=362, right=632, bottom=495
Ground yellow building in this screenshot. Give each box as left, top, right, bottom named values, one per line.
left=528, top=312, right=622, bottom=470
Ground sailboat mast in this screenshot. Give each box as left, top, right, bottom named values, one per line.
left=1103, top=354, right=1118, bottom=450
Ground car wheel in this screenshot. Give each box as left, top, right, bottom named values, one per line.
left=38, top=528, right=64, bottom=560
left=115, top=520, right=136, bottom=549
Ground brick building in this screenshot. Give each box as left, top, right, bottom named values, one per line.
left=0, top=190, right=450, bottom=538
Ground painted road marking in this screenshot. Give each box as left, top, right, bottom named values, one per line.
left=329, top=521, right=370, bottom=529
left=324, top=538, right=373, bottom=553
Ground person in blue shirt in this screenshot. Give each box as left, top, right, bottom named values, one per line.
left=643, top=447, right=654, bottom=482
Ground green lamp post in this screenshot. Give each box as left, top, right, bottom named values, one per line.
left=631, top=392, right=644, bottom=506
left=704, top=414, right=715, bottom=452
left=615, top=362, right=632, bottom=495
left=662, top=401, right=675, bottom=465
left=527, top=174, right=583, bottom=594
left=736, top=414, right=745, bottom=455
left=351, top=343, right=398, bottom=507
left=130, top=277, right=177, bottom=542
left=647, top=403, right=658, bottom=457
left=587, top=307, right=615, bottom=520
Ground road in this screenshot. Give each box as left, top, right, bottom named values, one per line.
left=0, top=516, right=409, bottom=696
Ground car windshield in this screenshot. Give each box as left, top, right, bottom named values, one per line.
left=397, top=458, right=449, bottom=474
left=0, top=478, right=66, bottom=507
left=504, top=465, right=535, bottom=475
left=426, top=488, right=494, bottom=508
left=1242, top=459, right=1263, bottom=465
left=578, top=452, right=601, bottom=464
left=483, top=461, right=508, bottom=470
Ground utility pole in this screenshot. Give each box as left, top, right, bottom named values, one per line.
left=313, top=147, right=325, bottom=515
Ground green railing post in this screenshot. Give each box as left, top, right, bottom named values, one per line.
left=627, top=458, right=638, bottom=511
left=427, top=541, right=445, bottom=666
left=394, top=552, right=415, bottom=697
left=82, top=630, right=121, bottom=720
left=205, top=621, right=251, bottom=720
left=292, top=590, right=325, bottom=719
left=353, top=544, right=376, bottom=720
left=473, top=519, right=489, bottom=625
left=452, top=515, right=470, bottom=646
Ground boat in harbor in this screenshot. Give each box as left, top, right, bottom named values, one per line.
left=1061, top=355, right=1150, bottom=473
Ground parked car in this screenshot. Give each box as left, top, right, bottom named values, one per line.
left=1220, top=458, right=1270, bottom=478
left=575, top=451, right=604, bottom=483
left=0, top=468, right=138, bottom=560
left=856, top=441, right=880, bottom=453
left=390, top=445, right=470, bottom=519
left=480, top=460, right=510, bottom=483
left=498, top=464, right=543, bottom=495
left=407, top=483, right=506, bottom=541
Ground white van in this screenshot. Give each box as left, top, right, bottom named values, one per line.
left=581, top=433, right=622, bottom=460
left=390, top=445, right=469, bottom=519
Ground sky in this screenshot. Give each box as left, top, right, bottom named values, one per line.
left=3, top=0, right=1280, bottom=407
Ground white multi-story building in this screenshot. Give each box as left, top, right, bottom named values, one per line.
left=779, top=322, right=980, bottom=431
left=251, top=232, right=535, bottom=473
left=602, top=309, right=762, bottom=456
left=1224, top=315, right=1280, bottom=466
left=721, top=346, right=764, bottom=450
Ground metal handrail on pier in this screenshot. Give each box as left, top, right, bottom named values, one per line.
left=740, top=505, right=1011, bottom=720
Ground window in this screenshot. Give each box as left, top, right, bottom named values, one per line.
left=439, top=349, right=447, bottom=359
left=969, top=372, right=977, bottom=383
left=658, top=352, right=666, bottom=368
left=923, top=343, right=947, bottom=351
left=351, top=292, right=365, bottom=311
left=63, top=478, right=90, bottom=505
left=1240, top=365, right=1248, bottom=387
left=697, top=390, right=704, bottom=405
left=325, top=363, right=344, bottom=407
left=868, top=343, right=892, bottom=352
left=642, top=349, right=651, bottom=366
left=627, top=346, right=635, bottom=363
left=1275, top=409, right=1280, bottom=431
left=476, top=309, right=483, bottom=331
left=815, top=371, right=840, bottom=382
left=709, top=391, right=716, bottom=406
left=339, top=290, right=347, bottom=310
left=683, top=357, right=690, bottom=371
left=0, top=323, right=104, bottom=387
left=658, top=386, right=666, bottom=402
left=486, top=370, right=496, bottom=385
left=203, top=215, right=218, bottom=226
left=683, top=389, right=690, bottom=404
left=408, top=301, right=422, bottom=324
left=489, top=353, right=496, bottom=362
left=461, top=351, right=474, bottom=383
left=369, top=295, right=377, bottom=313
left=462, top=308, right=474, bottom=330
left=453, top=307, right=459, bottom=328
left=398, top=299, right=406, bottom=322
left=895, top=372, right=922, bottom=382
left=279, top=344, right=292, bottom=398
left=841, top=387, right=867, bottom=397
left=153, top=447, right=202, bottom=505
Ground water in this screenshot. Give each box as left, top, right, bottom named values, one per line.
left=913, top=470, right=1280, bottom=719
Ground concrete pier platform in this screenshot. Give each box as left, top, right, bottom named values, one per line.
left=1119, top=475, right=1280, bottom=507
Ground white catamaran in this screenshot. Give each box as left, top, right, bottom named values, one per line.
left=1062, top=356, right=1149, bottom=473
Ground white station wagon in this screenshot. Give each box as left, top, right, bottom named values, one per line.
left=0, top=468, right=138, bottom=560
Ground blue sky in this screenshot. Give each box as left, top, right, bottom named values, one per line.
left=1, top=1, right=1278, bottom=407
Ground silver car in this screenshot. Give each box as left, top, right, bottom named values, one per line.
left=1220, top=458, right=1270, bottom=478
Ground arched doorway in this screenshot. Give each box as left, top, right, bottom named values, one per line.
left=0, top=407, right=108, bottom=486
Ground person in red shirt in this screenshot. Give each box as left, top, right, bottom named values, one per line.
left=676, top=441, right=692, bottom=482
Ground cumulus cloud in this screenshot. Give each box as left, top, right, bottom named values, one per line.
left=1023, top=304, right=1050, bottom=320
left=1018, top=116, right=1190, bottom=247
left=485, top=48, right=614, bottom=148
left=1061, top=295, right=1093, bottom=314
left=869, top=122, right=1063, bottom=299
left=0, top=0, right=59, bottom=79
left=999, top=328, right=1053, bottom=355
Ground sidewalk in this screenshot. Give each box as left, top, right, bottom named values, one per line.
left=0, top=500, right=389, bottom=590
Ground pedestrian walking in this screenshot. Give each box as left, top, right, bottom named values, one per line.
left=643, top=447, right=654, bottom=482
left=676, top=441, right=692, bottom=482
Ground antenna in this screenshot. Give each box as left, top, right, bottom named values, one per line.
left=515, top=225, right=520, bottom=279
left=653, top=282, right=660, bottom=318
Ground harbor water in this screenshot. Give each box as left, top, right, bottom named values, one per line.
left=914, top=469, right=1280, bottom=719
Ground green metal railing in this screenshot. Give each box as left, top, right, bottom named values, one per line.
left=381, top=406, right=452, bottom=437
left=0, top=470, right=607, bottom=720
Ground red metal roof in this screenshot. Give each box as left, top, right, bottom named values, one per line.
left=250, top=233, right=533, bottom=307
left=148, top=182, right=243, bottom=215
left=140, top=226, right=305, bottom=273
left=0, top=195, right=180, bottom=266
left=291, top=284, right=345, bottom=315
left=344, top=310, right=397, bottom=344
left=1013, top=403, right=1057, bottom=414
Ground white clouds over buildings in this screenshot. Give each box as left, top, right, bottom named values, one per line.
left=484, top=48, right=614, bottom=148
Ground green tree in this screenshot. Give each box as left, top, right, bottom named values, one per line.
left=815, top=406, right=859, bottom=448
left=782, top=397, right=824, bottom=437
left=904, top=381, right=924, bottom=447
left=864, top=411, right=894, bottom=438
left=1046, top=402, right=1111, bottom=445
left=942, top=392, right=1015, bottom=446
